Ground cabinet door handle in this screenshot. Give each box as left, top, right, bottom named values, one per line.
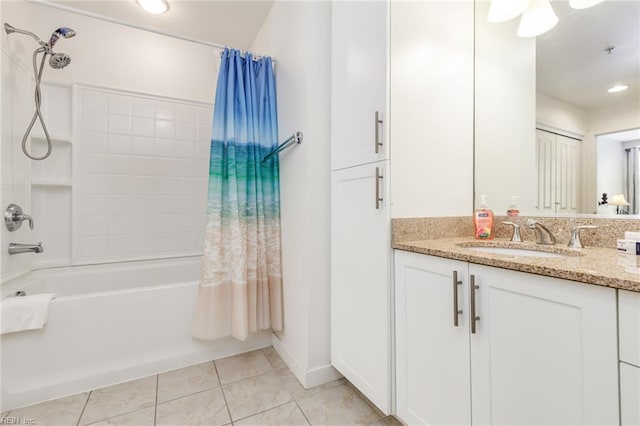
left=374, top=111, right=383, bottom=154
left=375, top=167, right=383, bottom=209
left=469, top=274, right=480, bottom=334
left=452, top=271, right=463, bottom=327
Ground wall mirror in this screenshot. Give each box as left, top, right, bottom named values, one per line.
left=474, top=0, right=640, bottom=217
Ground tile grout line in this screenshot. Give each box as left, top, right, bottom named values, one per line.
left=231, top=399, right=298, bottom=424
left=153, top=374, right=159, bottom=426
left=213, top=359, right=234, bottom=425
left=293, top=399, right=313, bottom=426
left=76, top=391, right=92, bottom=426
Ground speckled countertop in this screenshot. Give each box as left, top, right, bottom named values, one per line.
left=393, top=238, right=640, bottom=293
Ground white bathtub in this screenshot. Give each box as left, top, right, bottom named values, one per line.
left=0, top=257, right=272, bottom=411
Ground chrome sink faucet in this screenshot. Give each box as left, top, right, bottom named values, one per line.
left=526, top=219, right=556, bottom=245
left=567, top=225, right=599, bottom=248
left=8, top=242, right=43, bottom=255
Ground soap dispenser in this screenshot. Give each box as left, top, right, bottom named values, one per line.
left=473, top=194, right=494, bottom=240
left=507, top=196, right=520, bottom=217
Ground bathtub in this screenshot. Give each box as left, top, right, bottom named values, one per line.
left=0, top=257, right=272, bottom=411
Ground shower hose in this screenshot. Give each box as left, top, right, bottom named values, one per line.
left=22, top=48, right=53, bottom=160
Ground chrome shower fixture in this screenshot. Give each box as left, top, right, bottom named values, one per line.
left=4, top=22, right=76, bottom=160
left=48, top=27, right=76, bottom=48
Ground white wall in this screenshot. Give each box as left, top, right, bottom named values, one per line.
left=1, top=41, right=33, bottom=281
left=536, top=93, right=588, bottom=137
left=250, top=0, right=336, bottom=387
left=390, top=0, right=474, bottom=218
left=1, top=0, right=219, bottom=275
left=596, top=136, right=625, bottom=215
left=474, top=0, right=536, bottom=214
left=582, top=99, right=640, bottom=212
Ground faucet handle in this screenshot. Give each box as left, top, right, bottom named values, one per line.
left=17, top=213, right=33, bottom=229
left=567, top=225, right=599, bottom=249
left=4, top=204, right=34, bottom=231
left=502, top=221, right=522, bottom=242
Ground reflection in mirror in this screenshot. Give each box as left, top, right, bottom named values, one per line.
left=596, top=128, right=640, bottom=215
left=475, top=0, right=640, bottom=217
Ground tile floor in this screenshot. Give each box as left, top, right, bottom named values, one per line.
left=2, top=347, right=402, bottom=426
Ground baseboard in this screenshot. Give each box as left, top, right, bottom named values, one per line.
left=271, top=334, right=342, bottom=389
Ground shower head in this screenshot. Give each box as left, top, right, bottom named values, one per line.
left=48, top=27, right=76, bottom=48
left=49, top=53, right=71, bottom=69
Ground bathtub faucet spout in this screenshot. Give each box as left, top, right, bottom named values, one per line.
left=8, top=242, right=43, bottom=255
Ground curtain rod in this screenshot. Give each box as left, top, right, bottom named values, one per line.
left=27, top=0, right=275, bottom=62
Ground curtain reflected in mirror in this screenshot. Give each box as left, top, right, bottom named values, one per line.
left=627, top=147, right=640, bottom=215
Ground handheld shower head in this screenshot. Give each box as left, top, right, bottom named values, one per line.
left=48, top=27, right=76, bottom=48
left=49, top=53, right=71, bottom=69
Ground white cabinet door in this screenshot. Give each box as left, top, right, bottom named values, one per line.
left=536, top=129, right=581, bottom=214
left=621, top=363, right=640, bottom=426
left=331, top=0, right=387, bottom=170
left=537, top=129, right=556, bottom=213
left=394, top=251, right=471, bottom=426
left=555, top=134, right=581, bottom=214
left=469, top=264, right=618, bottom=426
left=619, top=289, right=640, bottom=366
left=331, top=161, right=390, bottom=413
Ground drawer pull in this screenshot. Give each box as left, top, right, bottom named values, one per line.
left=453, top=271, right=463, bottom=327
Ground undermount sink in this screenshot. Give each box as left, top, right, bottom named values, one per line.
left=465, top=246, right=573, bottom=259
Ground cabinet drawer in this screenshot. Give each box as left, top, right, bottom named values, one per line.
left=620, top=290, right=640, bottom=366
left=621, top=362, right=640, bottom=426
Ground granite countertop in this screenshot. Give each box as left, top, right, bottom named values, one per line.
left=393, top=237, right=640, bottom=293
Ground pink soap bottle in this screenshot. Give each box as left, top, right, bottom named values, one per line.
left=473, top=195, right=494, bottom=240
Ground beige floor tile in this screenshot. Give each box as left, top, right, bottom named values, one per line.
left=276, top=367, right=345, bottom=401
left=79, top=376, right=157, bottom=425
left=157, top=361, right=220, bottom=403
left=215, top=350, right=273, bottom=384
left=156, top=388, right=230, bottom=426
left=296, top=384, right=381, bottom=426
left=262, top=346, right=287, bottom=370
left=223, top=370, right=293, bottom=421
left=235, top=401, right=310, bottom=426
left=368, top=415, right=404, bottom=426
left=345, top=381, right=386, bottom=418
left=88, top=406, right=155, bottom=425
left=8, top=392, right=89, bottom=426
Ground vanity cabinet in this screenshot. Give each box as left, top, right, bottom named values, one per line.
left=395, top=250, right=619, bottom=425
left=619, top=290, right=640, bottom=425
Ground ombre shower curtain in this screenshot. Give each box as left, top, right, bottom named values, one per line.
left=192, top=48, right=283, bottom=341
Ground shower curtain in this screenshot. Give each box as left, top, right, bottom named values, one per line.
left=626, top=147, right=640, bottom=215
left=192, top=48, right=283, bottom=341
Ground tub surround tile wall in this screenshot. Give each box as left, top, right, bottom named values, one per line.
left=392, top=216, right=640, bottom=249
left=4, top=348, right=400, bottom=426
left=75, top=86, right=212, bottom=264
left=1, top=48, right=33, bottom=282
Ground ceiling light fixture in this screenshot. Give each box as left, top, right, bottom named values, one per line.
left=517, top=0, right=558, bottom=38
left=569, top=0, right=605, bottom=10
left=136, top=0, right=169, bottom=14
left=608, top=85, right=629, bottom=93
left=487, top=0, right=530, bottom=23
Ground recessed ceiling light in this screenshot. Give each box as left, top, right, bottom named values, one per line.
left=608, top=85, right=629, bottom=93
left=136, top=0, right=169, bottom=14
